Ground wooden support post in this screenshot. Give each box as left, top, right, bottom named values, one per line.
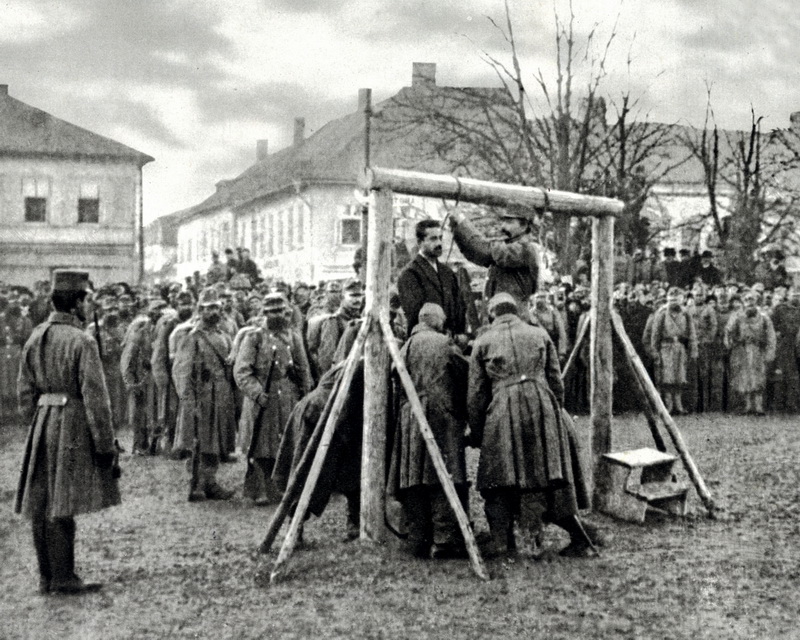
left=590, top=215, right=614, bottom=472
left=359, top=88, right=372, bottom=279
left=360, top=188, right=393, bottom=542
left=379, top=313, right=489, bottom=581
left=270, top=322, right=369, bottom=582
left=560, top=314, right=590, bottom=383
left=610, top=312, right=717, bottom=515
left=610, top=312, right=668, bottom=453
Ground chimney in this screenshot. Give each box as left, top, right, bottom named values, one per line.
left=412, top=62, right=436, bottom=88
left=256, top=139, right=269, bottom=161
left=0, top=84, right=8, bottom=97
left=293, top=117, right=305, bottom=147
left=791, top=112, right=800, bottom=133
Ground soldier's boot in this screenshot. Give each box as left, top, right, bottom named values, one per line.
left=743, top=394, right=754, bottom=415
left=201, top=454, right=235, bottom=501
left=47, top=517, right=102, bottom=594
left=32, top=517, right=52, bottom=594
left=557, top=515, right=599, bottom=558
left=482, top=496, right=513, bottom=558
left=662, top=392, right=674, bottom=413
left=673, top=394, right=686, bottom=415
left=753, top=393, right=765, bottom=416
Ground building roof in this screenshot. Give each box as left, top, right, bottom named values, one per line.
left=0, top=85, right=153, bottom=165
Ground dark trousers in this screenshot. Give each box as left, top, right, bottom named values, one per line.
left=403, top=485, right=467, bottom=550
left=28, top=436, right=78, bottom=587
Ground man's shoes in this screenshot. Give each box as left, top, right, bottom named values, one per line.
left=253, top=494, right=271, bottom=507
left=49, top=576, right=103, bottom=595
left=558, top=538, right=597, bottom=558
left=38, top=577, right=50, bottom=595
left=431, top=543, right=469, bottom=560
left=220, top=453, right=239, bottom=464
left=168, top=448, right=191, bottom=461
left=188, top=488, right=207, bottom=502
left=344, top=522, right=360, bottom=542
left=204, top=484, right=235, bottom=501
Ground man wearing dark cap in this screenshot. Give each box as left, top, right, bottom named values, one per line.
left=85, top=294, right=127, bottom=432
left=659, top=247, right=681, bottom=287
left=15, top=270, right=120, bottom=594
left=171, top=288, right=237, bottom=501
left=314, top=279, right=364, bottom=377
left=696, top=250, right=722, bottom=286
left=448, top=203, right=540, bottom=307
left=206, top=251, right=226, bottom=285
left=234, top=293, right=313, bottom=504
left=397, top=219, right=466, bottom=338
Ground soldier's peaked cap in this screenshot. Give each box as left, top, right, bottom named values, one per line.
left=263, top=293, right=288, bottom=310
left=344, top=279, right=364, bottom=293
left=52, top=270, right=91, bottom=293
left=198, top=288, right=221, bottom=307
left=487, top=292, right=518, bottom=313
left=176, top=290, right=196, bottom=304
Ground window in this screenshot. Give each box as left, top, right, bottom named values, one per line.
left=286, top=208, right=294, bottom=251
left=266, top=212, right=274, bottom=257
left=296, top=204, right=305, bottom=248
left=77, top=183, right=99, bottom=223
left=23, top=177, right=49, bottom=222
left=340, top=218, right=361, bottom=245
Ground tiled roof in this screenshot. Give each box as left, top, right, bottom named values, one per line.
left=0, top=89, right=153, bottom=164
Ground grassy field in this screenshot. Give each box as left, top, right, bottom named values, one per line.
left=1, top=410, right=798, bottom=639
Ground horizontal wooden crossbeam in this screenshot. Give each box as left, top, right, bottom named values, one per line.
left=364, top=167, right=624, bottom=218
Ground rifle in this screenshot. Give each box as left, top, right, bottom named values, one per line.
left=243, top=342, right=278, bottom=499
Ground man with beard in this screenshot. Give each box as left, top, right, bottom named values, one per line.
left=725, top=291, right=776, bottom=415
left=650, top=288, right=698, bottom=415
left=448, top=204, right=540, bottom=308
left=390, top=303, right=469, bottom=559
left=314, top=280, right=364, bottom=377
left=150, top=291, right=195, bottom=453
left=467, top=293, right=594, bottom=558
left=397, top=219, right=466, bottom=338
left=15, top=270, right=120, bottom=594
left=116, top=293, right=135, bottom=335
left=528, top=291, right=568, bottom=363
left=86, top=295, right=127, bottom=432
left=234, top=293, right=313, bottom=505
left=120, top=298, right=167, bottom=455
left=172, top=288, right=237, bottom=501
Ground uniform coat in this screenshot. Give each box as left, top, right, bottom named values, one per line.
left=150, top=311, right=180, bottom=441
left=172, top=325, right=237, bottom=456
left=15, top=312, right=120, bottom=519
left=234, top=327, right=313, bottom=460
left=397, top=254, right=466, bottom=336
left=392, top=323, right=468, bottom=490
left=467, top=313, right=590, bottom=515
left=85, top=318, right=127, bottom=431
left=120, top=316, right=157, bottom=448
left=452, top=217, right=539, bottom=305
left=650, top=306, right=698, bottom=387
left=725, top=310, right=776, bottom=394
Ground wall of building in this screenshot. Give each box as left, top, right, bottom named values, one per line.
left=175, top=208, right=235, bottom=280
left=0, top=156, right=140, bottom=286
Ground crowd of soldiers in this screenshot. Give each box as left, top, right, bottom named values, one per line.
left=6, top=202, right=797, bottom=593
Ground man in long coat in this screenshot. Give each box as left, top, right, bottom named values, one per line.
left=314, top=280, right=363, bottom=377
left=15, top=270, right=120, bottom=594
left=86, top=295, right=127, bottom=432
left=397, top=219, right=466, bottom=338
left=650, top=288, right=698, bottom=414
left=234, top=293, right=313, bottom=504
left=695, top=295, right=724, bottom=412
left=448, top=204, right=540, bottom=308
left=391, top=303, right=469, bottom=559
left=768, top=289, right=800, bottom=412
left=467, top=293, right=594, bottom=558
left=172, top=289, right=237, bottom=501
left=725, top=291, right=776, bottom=415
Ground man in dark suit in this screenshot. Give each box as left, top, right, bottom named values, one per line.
left=397, top=220, right=466, bottom=338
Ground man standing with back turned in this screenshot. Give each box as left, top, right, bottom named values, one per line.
left=15, top=270, right=120, bottom=595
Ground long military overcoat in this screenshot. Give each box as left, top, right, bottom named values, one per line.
left=15, top=312, right=120, bottom=519
left=725, top=310, right=776, bottom=394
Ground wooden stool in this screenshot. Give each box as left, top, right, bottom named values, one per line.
left=595, top=448, right=689, bottom=523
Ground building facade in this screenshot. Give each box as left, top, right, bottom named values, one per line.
left=0, top=84, right=153, bottom=286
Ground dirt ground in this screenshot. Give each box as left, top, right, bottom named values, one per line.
left=1, top=410, right=798, bottom=640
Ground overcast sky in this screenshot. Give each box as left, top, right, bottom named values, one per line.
left=2, top=0, right=798, bottom=222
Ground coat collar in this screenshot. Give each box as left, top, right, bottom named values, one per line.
left=409, top=323, right=440, bottom=337
left=491, top=313, right=521, bottom=327
left=47, top=311, right=84, bottom=330
left=413, top=253, right=443, bottom=289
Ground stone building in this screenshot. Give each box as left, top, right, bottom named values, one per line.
left=0, top=84, right=153, bottom=286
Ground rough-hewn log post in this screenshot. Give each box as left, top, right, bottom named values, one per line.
left=361, top=188, right=392, bottom=542
left=590, top=215, right=614, bottom=481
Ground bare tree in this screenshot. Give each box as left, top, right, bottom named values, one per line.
left=378, top=0, right=684, bottom=271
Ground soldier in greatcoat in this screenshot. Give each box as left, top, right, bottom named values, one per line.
left=390, top=303, right=469, bottom=559
left=120, top=298, right=167, bottom=455
left=650, top=287, right=699, bottom=415
left=769, top=289, right=800, bottom=412
left=15, top=270, right=120, bottom=595
left=85, top=295, right=127, bottom=432
left=314, top=280, right=364, bottom=377
left=695, top=295, right=724, bottom=412
left=234, top=293, right=313, bottom=504
left=171, top=288, right=237, bottom=501
left=528, top=291, right=568, bottom=363
left=1, top=294, right=34, bottom=416
left=467, top=293, right=594, bottom=558
left=725, top=291, right=777, bottom=415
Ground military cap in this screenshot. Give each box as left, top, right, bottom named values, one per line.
left=147, top=298, right=168, bottom=313
left=176, top=290, right=196, bottom=305
left=663, top=247, right=676, bottom=257
left=499, top=202, right=535, bottom=221
left=701, top=250, right=714, bottom=259
left=343, top=279, right=364, bottom=294
left=325, top=281, right=343, bottom=293
left=263, top=292, right=288, bottom=311
left=198, top=288, right=221, bottom=307
left=418, top=302, right=446, bottom=323
left=118, top=293, right=133, bottom=304
left=752, top=282, right=765, bottom=293
left=487, top=292, right=518, bottom=313
left=667, top=286, right=682, bottom=297
left=101, top=296, right=119, bottom=310
left=52, top=270, right=91, bottom=293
